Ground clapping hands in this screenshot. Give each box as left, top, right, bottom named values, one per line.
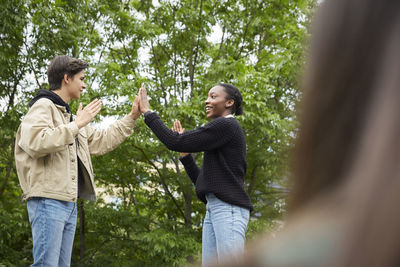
left=128, top=95, right=141, bottom=120
left=74, top=83, right=152, bottom=127
left=128, top=83, right=149, bottom=119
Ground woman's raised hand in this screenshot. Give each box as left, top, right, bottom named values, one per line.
left=138, top=83, right=150, bottom=114
left=173, top=119, right=189, bottom=158
left=173, top=119, right=185, bottom=134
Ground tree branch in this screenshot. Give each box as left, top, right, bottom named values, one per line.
left=132, top=144, right=186, bottom=219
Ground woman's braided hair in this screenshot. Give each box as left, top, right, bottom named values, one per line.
left=219, top=83, right=243, bottom=116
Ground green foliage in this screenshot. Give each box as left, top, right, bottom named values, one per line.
left=0, top=204, right=32, bottom=266
left=0, top=0, right=316, bottom=265
left=73, top=201, right=201, bottom=266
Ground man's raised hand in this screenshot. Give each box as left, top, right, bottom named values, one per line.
left=128, top=95, right=141, bottom=120
left=75, top=99, right=102, bottom=129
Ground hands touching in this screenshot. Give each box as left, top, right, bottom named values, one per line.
left=173, top=119, right=189, bottom=158
left=75, top=83, right=146, bottom=130
left=75, top=99, right=102, bottom=129
left=128, top=83, right=150, bottom=120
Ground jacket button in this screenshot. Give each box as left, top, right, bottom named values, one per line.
left=71, top=158, right=75, bottom=162
left=72, top=176, right=76, bottom=180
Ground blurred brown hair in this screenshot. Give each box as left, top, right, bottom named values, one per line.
left=290, top=0, right=400, bottom=211
left=333, top=21, right=400, bottom=267
left=214, top=1, right=400, bottom=266
left=290, top=0, right=400, bottom=266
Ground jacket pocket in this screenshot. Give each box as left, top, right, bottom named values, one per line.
left=45, top=150, right=71, bottom=193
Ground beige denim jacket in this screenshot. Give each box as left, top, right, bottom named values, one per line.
left=15, top=98, right=135, bottom=202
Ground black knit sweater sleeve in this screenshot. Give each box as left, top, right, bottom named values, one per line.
left=179, top=154, right=200, bottom=184
left=144, top=112, right=237, bottom=152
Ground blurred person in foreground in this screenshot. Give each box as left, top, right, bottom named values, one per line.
left=213, top=0, right=400, bottom=266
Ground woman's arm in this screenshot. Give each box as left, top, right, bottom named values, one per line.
left=85, top=96, right=140, bottom=156
left=139, top=83, right=236, bottom=152
left=144, top=112, right=236, bottom=152
left=179, top=154, right=200, bottom=184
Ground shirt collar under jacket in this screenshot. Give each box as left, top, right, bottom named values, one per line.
left=224, top=114, right=234, bottom=118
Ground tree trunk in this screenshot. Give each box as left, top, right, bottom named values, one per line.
left=78, top=200, right=86, bottom=259
left=247, top=164, right=259, bottom=195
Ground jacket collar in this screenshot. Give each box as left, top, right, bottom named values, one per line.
left=29, top=89, right=71, bottom=114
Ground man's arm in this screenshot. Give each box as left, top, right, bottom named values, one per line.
left=85, top=95, right=140, bottom=156
left=19, top=98, right=101, bottom=159
left=19, top=99, right=79, bottom=159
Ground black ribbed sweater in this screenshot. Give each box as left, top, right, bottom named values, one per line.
left=144, top=112, right=253, bottom=211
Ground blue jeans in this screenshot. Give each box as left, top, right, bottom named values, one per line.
left=202, top=193, right=250, bottom=266
left=27, top=197, right=77, bottom=267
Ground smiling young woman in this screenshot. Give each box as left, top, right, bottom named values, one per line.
left=205, top=85, right=236, bottom=119
left=139, top=83, right=252, bottom=266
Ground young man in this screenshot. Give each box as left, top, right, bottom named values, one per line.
left=15, top=55, right=141, bottom=266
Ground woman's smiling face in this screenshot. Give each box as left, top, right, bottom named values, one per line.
left=205, top=85, right=234, bottom=119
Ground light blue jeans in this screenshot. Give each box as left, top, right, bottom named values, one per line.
left=27, top=197, right=77, bottom=267
left=202, top=193, right=250, bottom=266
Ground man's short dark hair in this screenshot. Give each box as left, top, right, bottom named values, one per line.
left=47, top=55, right=89, bottom=90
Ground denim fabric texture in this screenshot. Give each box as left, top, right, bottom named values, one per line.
left=27, top=197, right=77, bottom=267
left=202, top=193, right=250, bottom=266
